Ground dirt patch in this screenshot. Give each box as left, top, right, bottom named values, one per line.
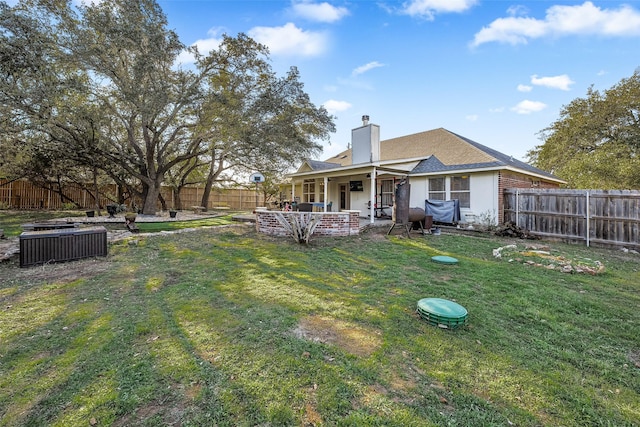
left=111, top=402, right=166, bottom=427
left=1, top=257, right=111, bottom=288
left=293, top=315, right=382, bottom=358
left=628, top=350, right=640, bottom=368
left=301, top=383, right=323, bottom=427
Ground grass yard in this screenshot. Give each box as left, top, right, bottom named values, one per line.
left=0, top=211, right=639, bottom=426
left=0, top=210, right=83, bottom=237
left=0, top=210, right=238, bottom=237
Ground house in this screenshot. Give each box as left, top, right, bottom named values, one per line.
left=286, top=116, right=565, bottom=225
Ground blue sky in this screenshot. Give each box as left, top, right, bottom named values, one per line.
left=11, top=0, right=640, bottom=162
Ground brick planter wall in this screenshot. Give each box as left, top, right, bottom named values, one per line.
left=256, top=210, right=360, bottom=237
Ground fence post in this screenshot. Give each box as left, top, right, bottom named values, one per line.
left=586, top=190, right=590, bottom=247
left=515, top=189, right=520, bottom=227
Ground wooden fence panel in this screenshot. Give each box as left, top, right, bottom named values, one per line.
left=0, top=179, right=265, bottom=211
left=504, top=188, right=640, bottom=248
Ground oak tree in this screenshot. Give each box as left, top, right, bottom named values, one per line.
left=528, top=70, right=640, bottom=189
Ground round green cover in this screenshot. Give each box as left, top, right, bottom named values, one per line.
left=431, top=255, right=459, bottom=264
left=417, top=298, right=468, bottom=318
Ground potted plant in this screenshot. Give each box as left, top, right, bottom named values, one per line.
left=124, top=212, right=138, bottom=232
left=124, top=212, right=137, bottom=224
left=169, top=209, right=177, bottom=218
left=86, top=210, right=95, bottom=217
left=106, top=204, right=118, bottom=218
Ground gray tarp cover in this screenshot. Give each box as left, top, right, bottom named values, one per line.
left=425, top=199, right=461, bottom=224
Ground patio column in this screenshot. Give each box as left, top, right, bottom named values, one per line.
left=370, top=167, right=376, bottom=224
left=324, top=176, right=328, bottom=212
left=291, top=180, right=296, bottom=202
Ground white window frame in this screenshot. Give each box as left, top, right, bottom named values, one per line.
left=303, top=179, right=316, bottom=203
left=450, top=175, right=470, bottom=208
left=428, top=177, right=446, bottom=201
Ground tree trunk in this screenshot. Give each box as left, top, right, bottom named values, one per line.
left=200, top=156, right=222, bottom=211
left=200, top=178, right=213, bottom=212
left=158, top=192, right=167, bottom=211
left=141, top=180, right=161, bottom=215
left=92, top=166, right=101, bottom=216
left=172, top=186, right=183, bottom=210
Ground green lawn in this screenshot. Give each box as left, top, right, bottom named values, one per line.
left=0, top=211, right=638, bottom=426
left=0, top=210, right=83, bottom=237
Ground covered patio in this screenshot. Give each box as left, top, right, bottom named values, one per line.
left=285, top=164, right=410, bottom=226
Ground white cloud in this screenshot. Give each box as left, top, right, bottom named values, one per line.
left=531, top=74, right=574, bottom=91
left=352, top=61, right=385, bottom=76
left=175, top=29, right=224, bottom=65
left=400, top=0, right=478, bottom=20
left=507, top=5, right=528, bottom=17
left=291, top=1, right=349, bottom=23
left=511, top=100, right=547, bottom=114
left=489, top=107, right=505, bottom=113
left=517, top=84, right=533, bottom=92
left=249, top=23, right=328, bottom=57
left=465, top=114, right=479, bottom=121
left=472, top=1, right=640, bottom=47
left=323, top=100, right=352, bottom=114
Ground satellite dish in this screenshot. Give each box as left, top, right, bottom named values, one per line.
left=250, top=172, right=265, bottom=183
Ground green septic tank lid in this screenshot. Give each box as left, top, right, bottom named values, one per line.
left=417, top=298, right=467, bottom=318
left=417, top=298, right=468, bottom=328
left=431, top=255, right=459, bottom=264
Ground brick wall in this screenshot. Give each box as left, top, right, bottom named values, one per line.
left=498, top=171, right=560, bottom=224
left=255, top=210, right=360, bottom=237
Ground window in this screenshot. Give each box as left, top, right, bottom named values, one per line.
left=450, top=176, right=470, bottom=208
left=303, top=179, right=315, bottom=202
left=380, top=179, right=394, bottom=206
left=428, top=177, right=446, bottom=201
left=319, top=181, right=325, bottom=203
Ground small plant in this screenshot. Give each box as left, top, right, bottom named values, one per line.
left=0, top=201, right=9, bottom=210
left=61, top=202, right=77, bottom=210
left=476, top=209, right=497, bottom=231
left=274, top=212, right=320, bottom=244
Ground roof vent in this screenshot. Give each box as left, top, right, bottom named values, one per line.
left=362, top=115, right=369, bottom=126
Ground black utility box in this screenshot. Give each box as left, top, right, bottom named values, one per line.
left=19, top=226, right=108, bottom=267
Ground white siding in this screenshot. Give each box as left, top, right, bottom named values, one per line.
left=468, top=172, right=499, bottom=224
left=409, top=179, right=427, bottom=209
left=409, top=171, right=500, bottom=224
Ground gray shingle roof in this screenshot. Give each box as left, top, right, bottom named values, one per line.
left=306, top=160, right=342, bottom=171
left=311, top=127, right=561, bottom=182
left=446, top=131, right=558, bottom=179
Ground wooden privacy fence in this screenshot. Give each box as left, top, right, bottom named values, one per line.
left=0, top=179, right=265, bottom=211
left=503, top=188, right=640, bottom=248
